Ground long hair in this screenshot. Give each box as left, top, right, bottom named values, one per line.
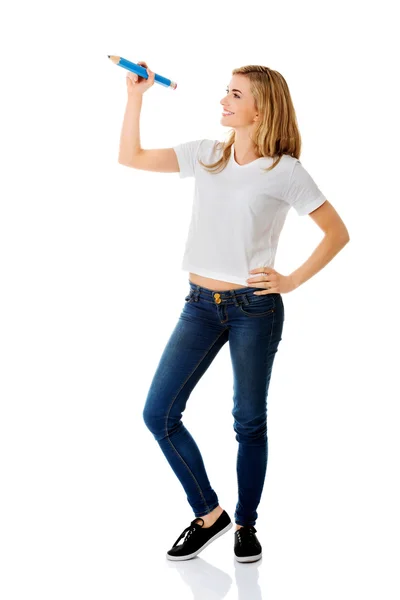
left=198, top=64, right=302, bottom=174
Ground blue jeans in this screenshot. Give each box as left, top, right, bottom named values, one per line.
left=143, top=280, right=284, bottom=527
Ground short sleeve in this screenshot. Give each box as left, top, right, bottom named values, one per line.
left=282, top=160, right=327, bottom=216
left=172, top=139, right=205, bottom=178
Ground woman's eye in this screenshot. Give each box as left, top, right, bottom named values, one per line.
left=226, top=90, right=239, bottom=98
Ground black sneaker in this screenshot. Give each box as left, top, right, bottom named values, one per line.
left=234, top=525, right=262, bottom=563
left=166, top=510, right=232, bottom=561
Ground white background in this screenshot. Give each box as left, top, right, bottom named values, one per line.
left=1, top=0, right=399, bottom=598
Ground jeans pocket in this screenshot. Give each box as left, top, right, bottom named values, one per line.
left=239, top=293, right=276, bottom=318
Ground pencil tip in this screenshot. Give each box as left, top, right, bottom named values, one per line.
left=108, top=55, right=110, bottom=58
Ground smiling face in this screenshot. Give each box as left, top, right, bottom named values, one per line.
left=220, top=75, right=258, bottom=127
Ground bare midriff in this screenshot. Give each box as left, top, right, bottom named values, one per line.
left=189, top=272, right=248, bottom=291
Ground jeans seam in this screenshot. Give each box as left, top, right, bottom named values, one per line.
left=239, top=306, right=275, bottom=318
left=164, top=328, right=227, bottom=514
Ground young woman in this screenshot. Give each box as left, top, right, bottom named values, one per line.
left=119, top=61, right=350, bottom=563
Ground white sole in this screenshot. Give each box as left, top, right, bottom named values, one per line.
left=235, top=552, right=262, bottom=563
left=166, top=521, right=233, bottom=561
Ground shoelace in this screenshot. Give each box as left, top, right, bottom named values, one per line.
left=236, top=525, right=258, bottom=547
left=173, top=518, right=204, bottom=547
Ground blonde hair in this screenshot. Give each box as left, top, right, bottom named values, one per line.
left=198, top=64, right=302, bottom=174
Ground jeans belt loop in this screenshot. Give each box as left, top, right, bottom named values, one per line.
left=227, top=290, right=240, bottom=308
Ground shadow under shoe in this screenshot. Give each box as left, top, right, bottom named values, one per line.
left=234, top=525, right=262, bottom=563
left=166, top=510, right=232, bottom=561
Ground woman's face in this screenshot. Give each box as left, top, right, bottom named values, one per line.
left=220, top=75, right=258, bottom=127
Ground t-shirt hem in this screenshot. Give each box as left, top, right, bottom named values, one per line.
left=297, top=193, right=326, bottom=216
left=182, top=264, right=250, bottom=286
left=172, top=146, right=189, bottom=178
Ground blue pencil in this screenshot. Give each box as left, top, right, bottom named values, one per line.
left=108, top=55, right=177, bottom=90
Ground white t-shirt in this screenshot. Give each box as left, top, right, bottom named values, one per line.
left=172, top=139, right=326, bottom=286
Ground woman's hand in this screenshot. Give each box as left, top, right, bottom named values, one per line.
left=246, top=267, right=296, bottom=295
left=126, top=61, right=155, bottom=96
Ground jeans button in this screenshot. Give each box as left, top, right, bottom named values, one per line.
left=213, top=293, right=221, bottom=304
